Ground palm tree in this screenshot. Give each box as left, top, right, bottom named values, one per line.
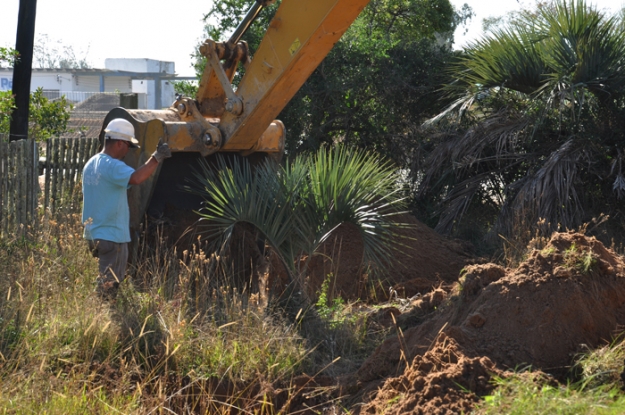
left=417, top=0, right=625, bottom=244
left=188, top=146, right=408, bottom=294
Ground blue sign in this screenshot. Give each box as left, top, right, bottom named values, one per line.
left=1, top=77, right=13, bottom=90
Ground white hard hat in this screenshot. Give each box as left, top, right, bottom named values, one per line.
left=104, top=118, right=140, bottom=148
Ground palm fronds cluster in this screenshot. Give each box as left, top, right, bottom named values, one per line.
left=188, top=146, right=407, bottom=285
left=416, top=0, right=625, bottom=244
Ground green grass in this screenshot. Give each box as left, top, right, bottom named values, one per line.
left=0, top=378, right=140, bottom=414
left=562, top=243, right=599, bottom=275
left=474, top=339, right=625, bottom=415
left=476, top=374, right=625, bottom=414
left=4, top=195, right=625, bottom=413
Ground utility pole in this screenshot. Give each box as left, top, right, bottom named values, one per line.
left=9, top=0, right=38, bottom=142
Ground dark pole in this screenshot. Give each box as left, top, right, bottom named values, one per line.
left=9, top=0, right=38, bottom=142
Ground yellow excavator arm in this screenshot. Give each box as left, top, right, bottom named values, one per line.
left=99, top=0, right=370, bottom=252
left=202, top=0, right=370, bottom=152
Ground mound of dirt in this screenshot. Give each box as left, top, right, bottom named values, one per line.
left=359, top=333, right=503, bottom=415
left=303, top=214, right=475, bottom=301
left=354, top=232, right=625, bottom=413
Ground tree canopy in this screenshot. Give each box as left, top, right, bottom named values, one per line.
left=0, top=47, right=18, bottom=68
left=33, top=35, right=91, bottom=69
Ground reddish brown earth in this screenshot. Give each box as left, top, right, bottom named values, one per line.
left=344, top=231, right=625, bottom=414
left=302, top=214, right=475, bottom=301
left=358, top=334, right=503, bottom=415
left=164, top=213, right=625, bottom=414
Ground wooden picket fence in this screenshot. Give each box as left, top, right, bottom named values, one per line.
left=0, top=136, right=100, bottom=238
left=0, top=139, right=38, bottom=237
left=42, top=137, right=100, bottom=214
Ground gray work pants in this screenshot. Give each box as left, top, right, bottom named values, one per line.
left=88, top=239, right=128, bottom=288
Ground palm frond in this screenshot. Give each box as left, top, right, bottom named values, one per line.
left=535, top=0, right=625, bottom=102
left=305, top=147, right=407, bottom=271
left=453, top=27, right=546, bottom=94
left=495, top=138, right=584, bottom=236
left=187, top=156, right=300, bottom=276
left=433, top=172, right=490, bottom=235
left=188, top=146, right=409, bottom=283
left=418, top=108, right=529, bottom=200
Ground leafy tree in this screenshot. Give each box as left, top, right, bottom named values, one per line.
left=33, top=34, right=91, bottom=69
left=28, top=88, right=73, bottom=140
left=0, top=88, right=72, bottom=140
left=0, top=46, right=72, bottom=140
left=0, top=48, right=16, bottom=134
left=0, top=91, right=14, bottom=134
left=0, top=47, right=18, bottom=68
left=415, top=0, right=625, bottom=246
left=172, top=80, right=198, bottom=97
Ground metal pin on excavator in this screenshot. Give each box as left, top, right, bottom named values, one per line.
left=98, top=0, right=371, bottom=259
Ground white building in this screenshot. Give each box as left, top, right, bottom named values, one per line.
left=0, top=58, right=191, bottom=110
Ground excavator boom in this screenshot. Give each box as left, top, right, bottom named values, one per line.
left=211, top=0, right=369, bottom=151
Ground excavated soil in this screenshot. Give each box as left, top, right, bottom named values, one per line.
left=301, top=214, right=475, bottom=301
left=153, top=213, right=625, bottom=414
left=359, top=333, right=503, bottom=415
left=350, top=231, right=625, bottom=414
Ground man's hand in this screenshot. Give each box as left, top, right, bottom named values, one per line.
left=152, top=141, right=172, bottom=163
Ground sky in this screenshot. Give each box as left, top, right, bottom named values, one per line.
left=450, top=0, right=625, bottom=48
left=1, top=0, right=212, bottom=76
left=2, top=0, right=625, bottom=77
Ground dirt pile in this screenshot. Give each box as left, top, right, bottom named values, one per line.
left=354, top=232, right=625, bottom=413
left=303, top=214, right=475, bottom=301
left=359, top=333, right=503, bottom=415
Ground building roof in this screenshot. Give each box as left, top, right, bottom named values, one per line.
left=0, top=67, right=187, bottom=79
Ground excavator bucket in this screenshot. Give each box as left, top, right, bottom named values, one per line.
left=98, top=106, right=285, bottom=265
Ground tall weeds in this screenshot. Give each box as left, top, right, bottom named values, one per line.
left=0, top=211, right=304, bottom=413
left=0, top=204, right=384, bottom=413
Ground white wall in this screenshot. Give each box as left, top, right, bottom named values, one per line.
left=132, top=79, right=175, bottom=109
left=104, top=77, right=132, bottom=93
left=105, top=58, right=175, bottom=74
left=31, top=73, right=66, bottom=91
left=161, top=80, right=175, bottom=108
left=1, top=60, right=177, bottom=107
left=132, top=79, right=154, bottom=108
left=137, top=93, right=148, bottom=109
left=73, top=75, right=101, bottom=92
left=0, top=70, right=100, bottom=93
left=0, top=74, right=11, bottom=91
left=0, top=72, right=73, bottom=92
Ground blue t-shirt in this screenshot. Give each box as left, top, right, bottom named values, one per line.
left=81, top=153, right=135, bottom=243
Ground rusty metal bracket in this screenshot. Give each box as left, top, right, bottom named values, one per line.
left=168, top=96, right=222, bottom=155
left=200, top=40, right=244, bottom=116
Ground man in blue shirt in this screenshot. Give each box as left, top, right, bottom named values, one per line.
left=82, top=118, right=171, bottom=299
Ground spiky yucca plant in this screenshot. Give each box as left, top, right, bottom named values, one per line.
left=189, top=146, right=407, bottom=285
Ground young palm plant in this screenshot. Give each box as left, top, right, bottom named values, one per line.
left=188, top=146, right=407, bottom=289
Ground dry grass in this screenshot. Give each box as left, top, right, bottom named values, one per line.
left=0, top=208, right=382, bottom=414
